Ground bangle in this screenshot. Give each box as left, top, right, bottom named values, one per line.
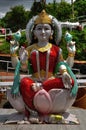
left=21, top=60, right=28, bottom=65
left=68, top=53, right=75, bottom=57
left=10, top=53, right=17, bottom=57
left=20, top=61, right=28, bottom=71
left=60, top=69, right=67, bottom=74
left=21, top=61, right=28, bottom=67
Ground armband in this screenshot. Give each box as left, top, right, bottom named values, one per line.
left=68, top=53, right=75, bottom=57
left=60, top=69, right=67, bottom=74
left=21, top=60, right=28, bottom=65
left=10, top=53, right=18, bottom=57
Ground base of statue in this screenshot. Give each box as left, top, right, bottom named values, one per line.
left=0, top=108, right=79, bottom=125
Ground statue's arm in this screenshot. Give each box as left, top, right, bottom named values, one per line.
left=19, top=46, right=28, bottom=72
left=10, top=29, right=24, bottom=69
left=10, top=40, right=19, bottom=68
left=56, top=49, right=72, bottom=89
left=65, top=31, right=76, bottom=68
left=66, top=42, right=76, bottom=68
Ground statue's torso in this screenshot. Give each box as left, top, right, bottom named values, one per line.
left=27, top=43, right=59, bottom=79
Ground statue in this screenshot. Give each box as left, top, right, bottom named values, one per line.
left=7, top=10, right=78, bottom=124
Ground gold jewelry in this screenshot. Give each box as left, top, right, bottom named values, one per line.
left=59, top=54, right=64, bottom=61
left=20, top=61, right=28, bottom=70
left=61, top=69, right=67, bottom=74
left=10, top=53, right=17, bottom=57
left=21, top=60, right=28, bottom=65
left=34, top=10, right=52, bottom=24
left=50, top=35, right=53, bottom=40
left=33, top=70, right=54, bottom=79
left=35, top=43, right=52, bottom=52
left=34, top=36, right=37, bottom=40
left=68, top=53, right=75, bottom=57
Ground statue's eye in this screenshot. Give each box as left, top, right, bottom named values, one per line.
left=38, top=27, right=42, bottom=30
left=44, top=27, right=49, bottom=30
left=36, top=27, right=42, bottom=30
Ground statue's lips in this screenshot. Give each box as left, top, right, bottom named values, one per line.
left=40, top=34, right=46, bottom=37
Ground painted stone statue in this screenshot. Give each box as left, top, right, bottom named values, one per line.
left=7, top=10, right=78, bottom=124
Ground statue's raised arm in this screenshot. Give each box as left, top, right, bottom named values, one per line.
left=65, top=31, right=76, bottom=67
left=10, top=29, right=29, bottom=71
left=10, top=30, right=21, bottom=68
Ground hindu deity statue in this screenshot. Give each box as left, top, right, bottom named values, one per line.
left=7, top=10, right=78, bottom=123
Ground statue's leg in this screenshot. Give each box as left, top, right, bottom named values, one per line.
left=42, top=78, right=74, bottom=113
left=20, top=77, right=40, bottom=123
left=20, top=77, right=35, bottom=110
left=43, top=78, right=74, bottom=91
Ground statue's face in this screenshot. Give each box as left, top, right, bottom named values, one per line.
left=34, top=24, right=53, bottom=42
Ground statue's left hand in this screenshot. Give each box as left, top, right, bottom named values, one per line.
left=67, top=41, right=76, bottom=53
left=62, top=72, right=72, bottom=89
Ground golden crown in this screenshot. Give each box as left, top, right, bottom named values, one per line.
left=34, top=10, right=52, bottom=24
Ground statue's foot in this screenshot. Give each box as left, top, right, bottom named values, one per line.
left=18, top=118, right=30, bottom=124
left=18, top=114, right=40, bottom=124
left=29, top=116, right=40, bottom=124
left=29, top=111, right=41, bottom=124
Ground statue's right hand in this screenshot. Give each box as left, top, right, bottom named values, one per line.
left=19, top=46, right=28, bottom=63
left=32, top=83, right=42, bottom=92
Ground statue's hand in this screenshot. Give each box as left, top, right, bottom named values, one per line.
left=67, top=41, right=76, bottom=53
left=32, top=83, right=42, bottom=92
left=19, top=46, right=28, bottom=63
left=62, top=72, right=72, bottom=89
left=10, top=40, right=19, bottom=54
left=65, top=31, right=76, bottom=54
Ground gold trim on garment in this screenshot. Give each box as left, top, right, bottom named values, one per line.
left=34, top=43, right=52, bottom=52
left=26, top=43, right=52, bottom=58
left=33, top=70, right=54, bottom=79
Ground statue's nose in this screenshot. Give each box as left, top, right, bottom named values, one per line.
left=41, top=28, right=45, bottom=33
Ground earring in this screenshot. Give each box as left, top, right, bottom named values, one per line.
left=50, top=35, right=53, bottom=40
left=34, top=36, right=37, bottom=40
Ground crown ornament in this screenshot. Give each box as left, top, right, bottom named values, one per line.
left=34, top=10, right=52, bottom=24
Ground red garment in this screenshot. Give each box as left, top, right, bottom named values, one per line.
left=30, top=44, right=59, bottom=73
left=20, top=44, right=74, bottom=110
left=20, top=77, right=74, bottom=110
